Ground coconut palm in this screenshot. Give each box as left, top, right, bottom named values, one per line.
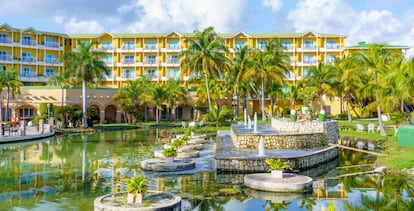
left=0, top=67, right=23, bottom=121
left=150, top=84, right=168, bottom=123
left=302, top=62, right=336, bottom=111
left=47, top=73, right=72, bottom=106
left=164, top=79, right=187, bottom=121
left=245, top=39, right=290, bottom=121
left=180, top=27, right=231, bottom=112
left=62, top=40, right=110, bottom=128
left=356, top=44, right=400, bottom=136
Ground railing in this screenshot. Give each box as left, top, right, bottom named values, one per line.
left=144, top=45, right=157, bottom=50
left=44, top=41, right=60, bottom=49
left=0, top=55, right=13, bottom=62
left=123, top=59, right=135, bottom=64
left=0, top=37, right=13, bottom=44
left=326, top=44, right=341, bottom=49
left=302, top=59, right=318, bottom=64
left=44, top=58, right=59, bottom=64
left=21, top=56, right=37, bottom=63
left=144, top=59, right=158, bottom=64
left=167, top=59, right=180, bottom=64
left=167, top=45, right=180, bottom=50
left=21, top=40, right=37, bottom=46
left=122, top=45, right=135, bottom=50
left=303, top=45, right=317, bottom=50
left=122, top=73, right=136, bottom=80
left=100, top=45, right=114, bottom=50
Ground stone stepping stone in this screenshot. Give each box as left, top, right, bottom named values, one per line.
left=140, top=158, right=196, bottom=172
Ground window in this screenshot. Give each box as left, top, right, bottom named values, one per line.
left=22, top=52, right=33, bottom=63
left=21, top=67, right=33, bottom=77
left=22, top=36, right=34, bottom=46
left=257, top=41, right=267, bottom=50
left=145, top=41, right=157, bottom=49
left=45, top=68, right=55, bottom=77
left=0, top=33, right=9, bottom=43
left=146, top=69, right=157, bottom=79
left=303, top=55, right=314, bottom=64
left=45, top=54, right=57, bottom=64
left=103, top=55, right=113, bottom=64
left=303, top=40, right=315, bottom=49
left=124, top=55, right=135, bottom=64
left=281, top=40, right=292, bottom=50
left=326, top=40, right=338, bottom=49
left=168, top=69, right=180, bottom=79
left=326, top=55, right=336, bottom=63
left=0, top=51, right=8, bottom=61
left=235, top=41, right=246, bottom=49
left=19, top=108, right=34, bottom=120
left=124, top=69, right=135, bottom=79
left=168, top=55, right=179, bottom=64
left=146, top=55, right=157, bottom=64
left=167, top=40, right=180, bottom=49
left=123, top=41, right=135, bottom=50
left=45, top=37, right=58, bottom=48
left=102, top=41, right=113, bottom=50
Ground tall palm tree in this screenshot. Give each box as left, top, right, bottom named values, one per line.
left=302, top=62, right=336, bottom=111
left=180, top=27, right=231, bottom=112
left=47, top=72, right=72, bottom=107
left=0, top=67, right=23, bottom=121
left=356, top=44, right=399, bottom=136
left=62, top=40, right=110, bottom=128
left=244, top=39, right=290, bottom=121
left=228, top=45, right=252, bottom=117
left=150, top=83, right=168, bottom=123
left=164, top=79, right=187, bottom=121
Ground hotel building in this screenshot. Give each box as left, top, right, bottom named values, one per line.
left=0, top=23, right=407, bottom=123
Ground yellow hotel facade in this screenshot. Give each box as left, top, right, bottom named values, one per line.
left=0, top=23, right=407, bottom=123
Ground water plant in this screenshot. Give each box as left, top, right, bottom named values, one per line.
left=124, top=175, right=149, bottom=204
left=264, top=158, right=291, bottom=171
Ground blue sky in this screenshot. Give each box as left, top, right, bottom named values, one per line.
left=1, top=0, right=413, bottom=54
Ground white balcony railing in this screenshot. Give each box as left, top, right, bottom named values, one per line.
left=21, top=56, right=37, bottom=63
left=44, top=58, right=60, bottom=64
left=122, top=45, right=136, bottom=50
left=21, top=40, right=37, bottom=46
left=303, top=45, right=317, bottom=50
left=44, top=41, right=60, bottom=49
left=302, top=59, right=318, bottom=65
left=144, top=59, right=158, bottom=64
left=0, top=37, right=13, bottom=44
left=326, top=44, right=341, bottom=49
left=0, top=55, right=13, bottom=62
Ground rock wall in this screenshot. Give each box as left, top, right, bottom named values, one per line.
left=215, top=147, right=338, bottom=173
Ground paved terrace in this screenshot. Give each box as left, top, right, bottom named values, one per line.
left=0, top=124, right=55, bottom=143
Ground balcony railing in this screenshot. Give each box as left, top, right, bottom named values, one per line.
left=123, top=59, right=135, bottom=64
left=122, top=45, right=136, bottom=50
left=44, top=58, right=60, bottom=64
left=167, top=45, right=180, bottom=50
left=122, top=73, right=136, bottom=80
left=0, top=37, right=13, bottom=44
left=44, top=41, right=60, bottom=49
left=303, top=45, right=317, bottom=50
left=0, top=55, right=13, bottom=62
left=21, top=40, right=37, bottom=46
left=144, top=59, right=158, bottom=64
left=21, top=56, right=37, bottom=63
left=144, top=45, right=157, bottom=50
left=146, top=74, right=158, bottom=80
left=100, top=45, right=114, bottom=51
left=302, top=59, right=318, bottom=64
left=326, top=44, right=341, bottom=49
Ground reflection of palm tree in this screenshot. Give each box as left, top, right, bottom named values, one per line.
left=263, top=200, right=291, bottom=211
left=300, top=197, right=316, bottom=210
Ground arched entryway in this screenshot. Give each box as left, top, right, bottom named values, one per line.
left=104, top=105, right=117, bottom=124
left=89, top=105, right=100, bottom=125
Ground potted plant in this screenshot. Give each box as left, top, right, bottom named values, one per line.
left=290, top=109, right=297, bottom=122
left=163, top=147, right=177, bottom=163
left=318, top=109, right=327, bottom=122
left=124, top=175, right=148, bottom=204
left=264, top=158, right=291, bottom=178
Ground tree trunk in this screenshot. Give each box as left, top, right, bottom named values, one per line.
left=82, top=81, right=88, bottom=128
left=61, top=87, right=64, bottom=107
left=346, top=95, right=352, bottom=122
left=261, top=78, right=266, bottom=121
left=374, top=72, right=387, bottom=136
left=320, top=95, right=324, bottom=111
left=5, top=87, right=10, bottom=121
left=0, top=94, right=3, bottom=122
left=205, top=73, right=212, bottom=112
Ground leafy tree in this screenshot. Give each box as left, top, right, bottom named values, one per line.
left=180, top=27, right=231, bottom=112
left=201, top=105, right=233, bottom=127
left=0, top=67, right=23, bottom=121
left=62, top=40, right=110, bottom=128
left=164, top=79, right=187, bottom=121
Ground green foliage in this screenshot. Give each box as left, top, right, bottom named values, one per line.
left=264, top=158, right=291, bottom=171
left=87, top=106, right=99, bottom=120
left=202, top=105, right=233, bottom=127
left=162, top=147, right=177, bottom=157
left=124, top=176, right=148, bottom=194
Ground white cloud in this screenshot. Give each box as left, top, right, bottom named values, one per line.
left=262, top=0, right=283, bottom=12
left=55, top=17, right=105, bottom=33
left=112, top=0, right=248, bottom=33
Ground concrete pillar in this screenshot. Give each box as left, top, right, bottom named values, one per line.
left=116, top=110, right=121, bottom=123
left=39, top=119, right=44, bottom=134
left=20, top=120, right=26, bottom=136
left=100, top=110, right=105, bottom=124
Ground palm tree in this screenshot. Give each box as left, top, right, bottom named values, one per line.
left=228, top=46, right=252, bottom=116
left=0, top=67, right=23, bottom=121
left=47, top=73, right=72, bottom=107
left=180, top=27, right=231, bottom=112
left=150, top=84, right=167, bottom=123
left=356, top=44, right=399, bottom=136
left=62, top=40, right=110, bottom=128
left=302, top=62, right=336, bottom=111
left=164, top=79, right=187, bottom=121
left=245, top=39, right=290, bottom=121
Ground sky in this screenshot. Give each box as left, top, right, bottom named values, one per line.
left=1, top=0, right=413, bottom=55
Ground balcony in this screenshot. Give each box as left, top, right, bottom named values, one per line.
left=21, top=40, right=37, bottom=47
left=326, top=44, right=341, bottom=51
left=302, top=45, right=317, bottom=51
left=144, top=59, right=158, bottom=66
left=0, top=55, right=13, bottom=63
left=43, top=41, right=62, bottom=50
left=302, top=59, right=318, bottom=65
left=19, top=73, right=47, bottom=82
left=143, top=45, right=158, bottom=52
left=0, top=37, right=13, bottom=46
left=103, top=60, right=114, bottom=66
left=103, top=74, right=114, bottom=81
left=162, top=59, right=180, bottom=67
left=146, top=74, right=158, bottom=81
left=21, top=56, right=37, bottom=64
left=282, top=45, right=294, bottom=52
left=98, top=45, right=114, bottom=52
left=121, top=73, right=136, bottom=80
left=43, top=58, right=62, bottom=66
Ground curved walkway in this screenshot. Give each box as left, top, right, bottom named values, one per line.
left=0, top=125, right=55, bottom=143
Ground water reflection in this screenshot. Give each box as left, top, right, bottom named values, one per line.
left=0, top=128, right=413, bottom=210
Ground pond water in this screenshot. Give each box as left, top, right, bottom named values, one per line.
left=0, top=128, right=413, bottom=210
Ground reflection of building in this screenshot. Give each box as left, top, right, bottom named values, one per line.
left=0, top=23, right=409, bottom=122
